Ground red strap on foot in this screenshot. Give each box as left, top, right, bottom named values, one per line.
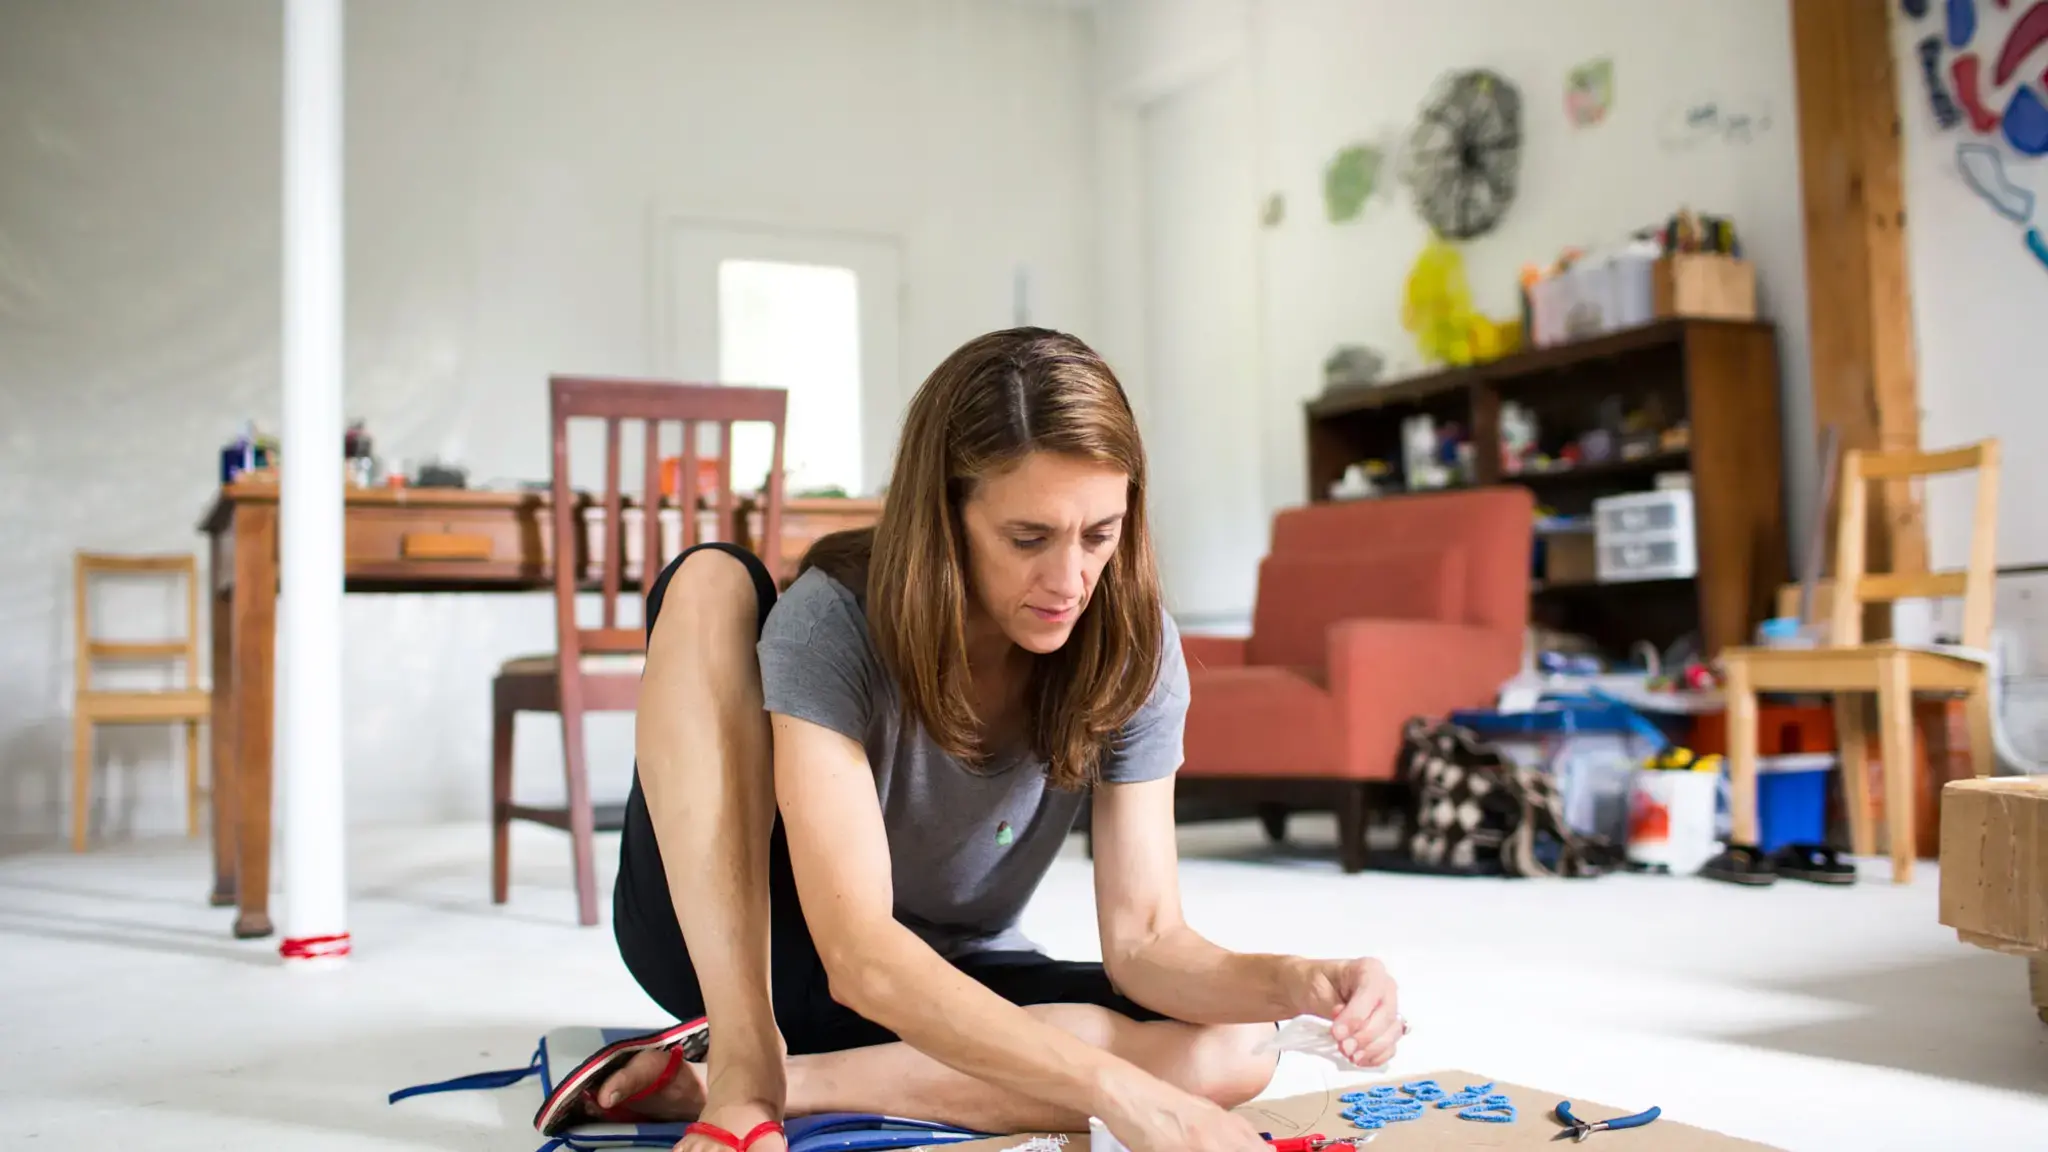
left=686, top=1120, right=787, bottom=1150
left=618, top=1047, right=684, bottom=1109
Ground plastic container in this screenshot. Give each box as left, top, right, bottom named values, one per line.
left=1593, top=489, right=1698, bottom=582
left=1451, top=701, right=1667, bottom=843
left=1626, top=767, right=1723, bottom=874
left=1755, top=752, right=1834, bottom=853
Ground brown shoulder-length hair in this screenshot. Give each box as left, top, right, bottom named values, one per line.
left=800, top=327, right=1163, bottom=791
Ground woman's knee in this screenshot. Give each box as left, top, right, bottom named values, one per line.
left=1182, top=1022, right=1279, bottom=1109
left=654, top=549, right=766, bottom=662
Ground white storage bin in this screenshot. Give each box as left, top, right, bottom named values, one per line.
left=1597, top=488, right=1694, bottom=537
left=1526, top=248, right=1659, bottom=348
left=1599, top=536, right=1698, bottom=582
left=1595, top=489, right=1698, bottom=582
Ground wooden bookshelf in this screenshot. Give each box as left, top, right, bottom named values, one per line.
left=1304, top=317, right=1787, bottom=659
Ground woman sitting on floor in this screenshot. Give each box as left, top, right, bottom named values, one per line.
left=589, top=328, right=1403, bottom=1152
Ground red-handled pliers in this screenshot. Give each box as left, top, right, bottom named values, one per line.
left=1263, top=1134, right=1365, bottom=1152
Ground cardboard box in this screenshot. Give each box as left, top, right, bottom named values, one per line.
left=954, top=1074, right=1784, bottom=1151
left=1541, top=532, right=1596, bottom=585
left=1939, top=776, right=2048, bottom=954
left=1653, top=254, right=1757, bottom=321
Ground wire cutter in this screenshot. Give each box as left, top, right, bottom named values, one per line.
left=1552, top=1101, right=1662, bottom=1142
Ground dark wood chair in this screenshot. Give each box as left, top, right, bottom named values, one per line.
left=493, top=376, right=788, bottom=926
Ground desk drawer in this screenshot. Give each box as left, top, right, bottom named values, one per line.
left=346, top=509, right=537, bottom=580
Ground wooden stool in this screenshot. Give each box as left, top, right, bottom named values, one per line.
left=72, top=552, right=210, bottom=851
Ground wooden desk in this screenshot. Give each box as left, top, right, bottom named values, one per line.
left=198, top=480, right=881, bottom=938
left=736, top=496, right=886, bottom=585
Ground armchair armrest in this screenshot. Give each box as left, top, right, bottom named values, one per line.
left=1327, top=618, right=1520, bottom=720
left=1181, top=633, right=1249, bottom=670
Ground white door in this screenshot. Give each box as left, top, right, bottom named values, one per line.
left=661, top=223, right=904, bottom=497
left=1140, top=64, right=1264, bottom=624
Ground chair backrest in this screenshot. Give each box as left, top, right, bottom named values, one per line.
left=1248, top=487, right=1534, bottom=667
left=547, top=376, right=789, bottom=664
left=73, top=552, right=199, bottom=696
left=1829, top=439, right=2001, bottom=649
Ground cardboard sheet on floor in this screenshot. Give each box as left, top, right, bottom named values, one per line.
left=951, top=1071, right=1783, bottom=1152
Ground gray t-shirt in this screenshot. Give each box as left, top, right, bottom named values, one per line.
left=757, top=567, right=1188, bottom=958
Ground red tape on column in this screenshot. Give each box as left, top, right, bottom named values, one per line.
left=280, top=933, right=352, bottom=960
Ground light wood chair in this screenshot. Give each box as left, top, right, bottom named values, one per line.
left=491, top=376, right=789, bottom=926
left=1722, top=439, right=2001, bottom=884
left=72, top=552, right=210, bottom=851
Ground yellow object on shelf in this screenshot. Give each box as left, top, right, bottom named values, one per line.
left=1402, top=234, right=1523, bottom=366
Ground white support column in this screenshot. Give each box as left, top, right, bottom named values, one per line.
left=279, top=0, right=349, bottom=963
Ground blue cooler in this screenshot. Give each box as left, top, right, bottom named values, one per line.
left=1755, top=753, right=1833, bottom=853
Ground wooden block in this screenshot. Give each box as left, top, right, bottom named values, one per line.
left=1654, top=255, right=1757, bottom=321
left=1939, top=776, right=2048, bottom=953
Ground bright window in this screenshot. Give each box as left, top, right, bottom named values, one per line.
left=717, top=259, right=863, bottom=496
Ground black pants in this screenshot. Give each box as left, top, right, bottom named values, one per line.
left=612, top=543, right=1167, bottom=1056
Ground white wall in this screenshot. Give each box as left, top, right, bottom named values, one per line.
left=0, top=0, right=1099, bottom=837
left=1100, top=0, right=1816, bottom=630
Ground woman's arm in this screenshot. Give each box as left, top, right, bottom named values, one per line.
left=771, top=713, right=1180, bottom=1126
left=1091, top=777, right=1401, bottom=1066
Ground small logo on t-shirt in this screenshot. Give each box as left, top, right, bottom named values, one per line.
left=995, top=821, right=1014, bottom=847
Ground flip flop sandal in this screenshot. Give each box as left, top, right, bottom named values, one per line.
left=1700, top=843, right=1778, bottom=887
left=688, top=1120, right=789, bottom=1152
left=1772, top=842, right=1857, bottom=885
left=534, top=1016, right=711, bottom=1136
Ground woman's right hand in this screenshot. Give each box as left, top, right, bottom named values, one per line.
left=1106, top=1078, right=1272, bottom=1152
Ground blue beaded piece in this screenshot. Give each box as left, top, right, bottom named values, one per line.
left=1399, top=1080, right=1444, bottom=1102
left=1433, top=1082, right=1499, bottom=1109
left=1339, top=1079, right=1515, bottom=1130
left=1457, top=1094, right=1517, bottom=1123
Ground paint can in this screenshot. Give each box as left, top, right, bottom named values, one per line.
left=1626, top=765, right=1723, bottom=874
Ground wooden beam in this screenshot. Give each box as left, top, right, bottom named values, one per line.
left=1790, top=0, right=1927, bottom=590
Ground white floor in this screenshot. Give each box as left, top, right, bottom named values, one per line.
left=3, top=817, right=2045, bottom=1151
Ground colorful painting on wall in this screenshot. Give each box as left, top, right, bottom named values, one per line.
left=1323, top=144, right=1384, bottom=224
left=1911, top=0, right=2048, bottom=274
left=1565, top=57, right=1614, bottom=127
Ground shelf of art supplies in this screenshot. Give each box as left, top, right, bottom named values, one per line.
left=1303, top=315, right=1785, bottom=661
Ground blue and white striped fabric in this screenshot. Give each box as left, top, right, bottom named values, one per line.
left=392, top=1026, right=997, bottom=1152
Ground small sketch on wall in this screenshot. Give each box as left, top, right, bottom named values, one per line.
left=1261, top=192, right=1286, bottom=228
left=1656, top=94, right=1773, bottom=150
left=1959, top=142, right=2037, bottom=221
left=1322, top=143, right=1384, bottom=224
left=1564, top=57, right=1614, bottom=127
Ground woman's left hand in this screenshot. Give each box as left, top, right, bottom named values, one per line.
left=1294, top=957, right=1403, bottom=1068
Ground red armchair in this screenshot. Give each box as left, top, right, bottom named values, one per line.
left=1176, top=487, right=1533, bottom=871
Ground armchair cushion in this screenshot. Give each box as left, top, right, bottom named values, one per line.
left=1181, top=634, right=1248, bottom=670
left=1180, top=666, right=1339, bottom=778
left=1327, top=618, right=1522, bottom=778
left=1247, top=550, right=1466, bottom=669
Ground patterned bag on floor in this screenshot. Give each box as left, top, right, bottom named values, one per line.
left=1397, top=717, right=1610, bottom=878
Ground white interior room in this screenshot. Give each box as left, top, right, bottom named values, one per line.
left=4, top=2, right=2046, bottom=1150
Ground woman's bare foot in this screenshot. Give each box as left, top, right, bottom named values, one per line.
left=590, top=1048, right=707, bottom=1120
left=679, top=1101, right=790, bottom=1152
